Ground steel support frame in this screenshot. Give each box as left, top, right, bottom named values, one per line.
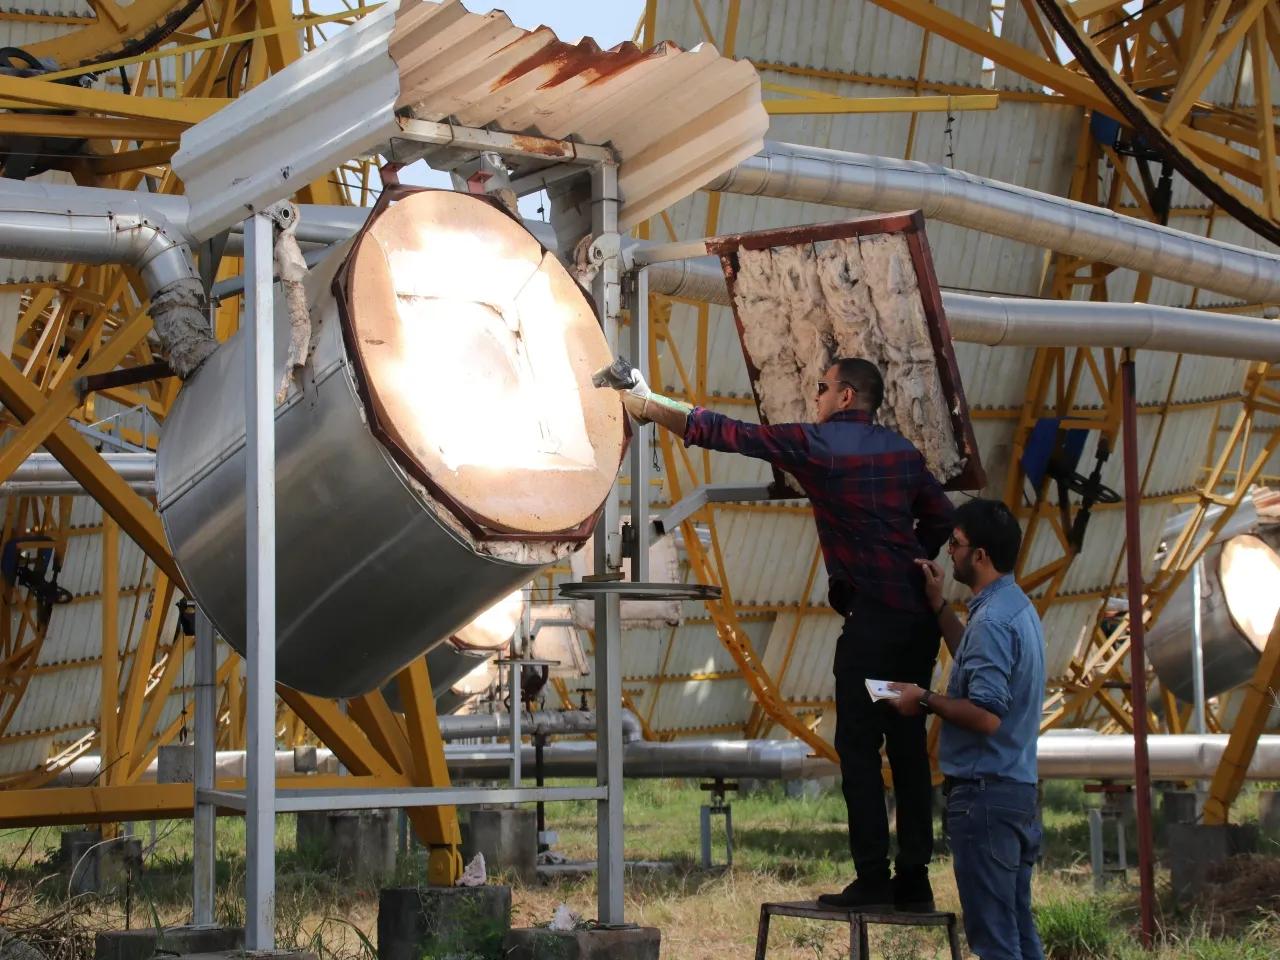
left=242, top=210, right=276, bottom=951
left=591, top=159, right=627, bottom=928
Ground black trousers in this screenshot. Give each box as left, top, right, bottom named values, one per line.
left=833, top=593, right=941, bottom=879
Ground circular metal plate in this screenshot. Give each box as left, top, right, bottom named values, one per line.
left=559, top=581, right=722, bottom=602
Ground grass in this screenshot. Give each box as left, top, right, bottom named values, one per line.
left=0, top=780, right=1272, bottom=958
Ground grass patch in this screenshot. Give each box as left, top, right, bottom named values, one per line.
left=0, top=781, right=1271, bottom=958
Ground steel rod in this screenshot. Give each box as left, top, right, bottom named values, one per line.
left=630, top=267, right=650, bottom=583
left=243, top=212, right=276, bottom=951
left=1191, top=559, right=1207, bottom=736
left=1121, top=357, right=1157, bottom=948
left=591, top=159, right=626, bottom=928
left=192, top=607, right=216, bottom=926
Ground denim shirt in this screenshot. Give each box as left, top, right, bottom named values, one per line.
left=939, top=574, right=1046, bottom=784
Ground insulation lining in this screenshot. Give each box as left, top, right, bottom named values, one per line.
left=731, top=233, right=965, bottom=484
left=346, top=190, right=625, bottom=535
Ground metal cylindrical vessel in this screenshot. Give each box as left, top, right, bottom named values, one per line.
left=382, top=589, right=522, bottom=711
left=1147, top=534, right=1280, bottom=702
left=156, top=190, right=624, bottom=697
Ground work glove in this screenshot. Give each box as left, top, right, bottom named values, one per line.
left=592, top=357, right=654, bottom=425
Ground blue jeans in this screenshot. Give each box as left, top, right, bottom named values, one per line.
left=946, top=780, right=1044, bottom=960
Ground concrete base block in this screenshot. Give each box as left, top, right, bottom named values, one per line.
left=784, top=780, right=820, bottom=801
left=61, top=829, right=101, bottom=895
left=157, top=745, right=195, bottom=784
left=295, top=812, right=329, bottom=858
left=1168, top=823, right=1258, bottom=900
left=462, top=809, right=537, bottom=885
left=99, top=838, right=142, bottom=894
left=330, top=810, right=396, bottom=881
left=95, top=925, right=244, bottom=960
left=503, top=926, right=661, bottom=960
left=1258, top=791, right=1280, bottom=834
left=378, top=885, right=512, bottom=960
left=1162, top=790, right=1203, bottom=827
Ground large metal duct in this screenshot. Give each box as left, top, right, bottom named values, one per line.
left=48, top=732, right=1280, bottom=786
left=707, top=141, right=1280, bottom=306
left=155, top=190, right=625, bottom=698
left=1147, top=534, right=1280, bottom=702
left=0, top=180, right=216, bottom=377
left=634, top=251, right=1280, bottom=364
left=381, top=589, right=523, bottom=712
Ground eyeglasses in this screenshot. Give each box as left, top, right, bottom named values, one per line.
left=816, top=379, right=855, bottom=397
left=948, top=535, right=972, bottom=552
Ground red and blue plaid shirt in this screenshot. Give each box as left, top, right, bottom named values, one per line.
left=684, top=407, right=954, bottom=616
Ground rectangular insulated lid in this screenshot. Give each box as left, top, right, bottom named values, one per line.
left=706, top=209, right=985, bottom=493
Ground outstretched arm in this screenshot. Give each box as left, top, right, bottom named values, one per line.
left=596, top=356, right=810, bottom=466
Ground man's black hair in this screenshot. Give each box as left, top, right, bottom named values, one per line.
left=953, top=498, right=1022, bottom=573
left=832, top=357, right=884, bottom=413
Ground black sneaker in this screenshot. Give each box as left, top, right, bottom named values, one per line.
left=816, top=876, right=894, bottom=911
left=892, top=868, right=936, bottom=913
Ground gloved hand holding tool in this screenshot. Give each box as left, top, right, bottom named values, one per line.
left=592, top=356, right=694, bottom=436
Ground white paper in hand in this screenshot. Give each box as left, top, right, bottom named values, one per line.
left=865, top=679, right=901, bottom=702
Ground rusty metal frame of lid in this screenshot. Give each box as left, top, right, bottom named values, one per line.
left=704, top=208, right=986, bottom=493
left=330, top=181, right=629, bottom=543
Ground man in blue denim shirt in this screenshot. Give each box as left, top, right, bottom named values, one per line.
left=888, top=499, right=1046, bottom=960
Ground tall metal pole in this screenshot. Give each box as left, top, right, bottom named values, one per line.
left=1121, top=356, right=1156, bottom=948
left=1191, top=559, right=1207, bottom=736
left=243, top=212, right=277, bottom=951
left=591, top=160, right=625, bottom=927
left=629, top=268, right=650, bottom=583
left=193, top=607, right=216, bottom=926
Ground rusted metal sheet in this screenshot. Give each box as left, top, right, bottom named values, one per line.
left=707, top=209, right=986, bottom=493
left=388, top=0, right=768, bottom=232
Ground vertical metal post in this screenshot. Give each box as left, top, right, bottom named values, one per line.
left=1088, top=807, right=1104, bottom=891
left=243, top=212, right=277, bottom=951
left=1121, top=356, right=1156, bottom=948
left=509, top=662, right=522, bottom=789
left=1191, top=559, right=1207, bottom=736
left=629, top=269, right=650, bottom=583
left=193, top=607, right=216, bottom=926
left=591, top=160, right=626, bottom=927
left=699, top=805, right=712, bottom=869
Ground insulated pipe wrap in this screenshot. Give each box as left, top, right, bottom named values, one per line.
left=707, top=143, right=1280, bottom=305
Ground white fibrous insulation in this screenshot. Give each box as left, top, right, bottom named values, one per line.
left=732, top=234, right=964, bottom=483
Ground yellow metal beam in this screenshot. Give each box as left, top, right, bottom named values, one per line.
left=347, top=691, right=414, bottom=776
left=116, top=573, right=172, bottom=781
left=101, top=516, right=120, bottom=787
left=0, top=114, right=186, bottom=141
left=0, top=357, right=183, bottom=589
left=0, top=306, right=152, bottom=486
left=0, top=74, right=226, bottom=123
left=397, top=658, right=463, bottom=884
left=762, top=88, right=999, bottom=115
left=1203, top=611, right=1280, bottom=824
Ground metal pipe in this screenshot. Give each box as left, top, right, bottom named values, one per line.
left=48, top=732, right=1280, bottom=787
left=1191, top=560, right=1207, bottom=737
left=0, top=180, right=215, bottom=378
left=0, top=481, right=156, bottom=497
left=243, top=211, right=276, bottom=951
left=708, top=141, right=1280, bottom=305
left=637, top=252, right=1280, bottom=364
left=590, top=159, right=625, bottom=928
left=1121, top=357, right=1157, bottom=947
left=192, top=608, right=215, bottom=926
left=436, top=709, right=641, bottom=743
left=0, top=453, right=157, bottom=497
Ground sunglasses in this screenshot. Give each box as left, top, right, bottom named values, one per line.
left=816, top=379, right=855, bottom=397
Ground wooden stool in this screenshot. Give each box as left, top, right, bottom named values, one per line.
left=754, top=901, right=962, bottom=960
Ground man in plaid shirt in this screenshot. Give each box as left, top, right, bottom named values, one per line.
left=603, top=356, right=954, bottom=912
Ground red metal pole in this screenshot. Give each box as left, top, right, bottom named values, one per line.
left=1122, top=356, right=1157, bottom=948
